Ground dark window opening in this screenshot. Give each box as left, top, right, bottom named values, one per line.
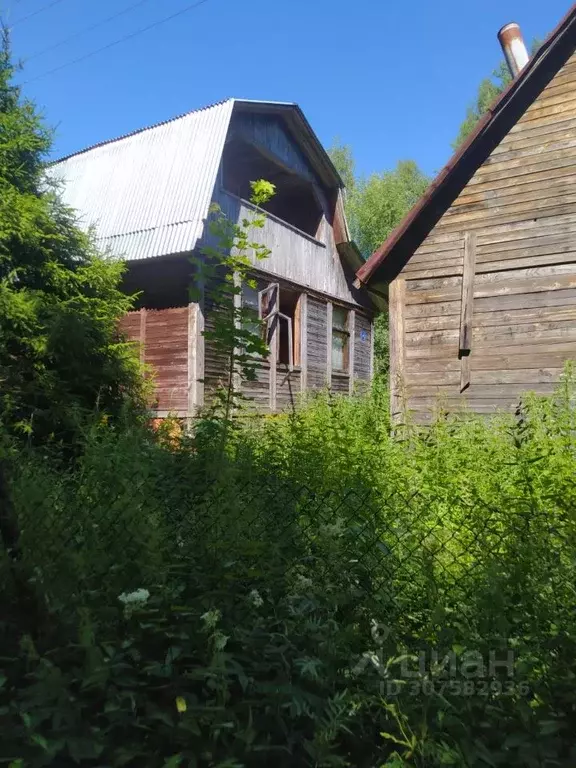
left=121, top=256, right=193, bottom=310
left=222, top=137, right=323, bottom=238
left=332, top=306, right=350, bottom=373
left=278, top=289, right=301, bottom=367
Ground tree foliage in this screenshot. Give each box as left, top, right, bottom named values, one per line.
left=0, top=31, right=145, bottom=448
left=330, top=142, right=429, bottom=260
left=329, top=143, right=429, bottom=375
left=453, top=40, right=541, bottom=149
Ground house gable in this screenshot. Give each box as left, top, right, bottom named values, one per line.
left=390, top=49, right=576, bottom=418
left=357, top=4, right=576, bottom=291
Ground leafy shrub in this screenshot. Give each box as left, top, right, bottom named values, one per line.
left=2, top=374, right=576, bottom=766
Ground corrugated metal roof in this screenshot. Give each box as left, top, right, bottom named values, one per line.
left=50, top=99, right=234, bottom=261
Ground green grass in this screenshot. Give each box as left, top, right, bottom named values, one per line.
left=2, top=374, right=576, bottom=766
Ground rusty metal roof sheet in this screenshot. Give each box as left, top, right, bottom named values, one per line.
left=356, top=3, right=576, bottom=289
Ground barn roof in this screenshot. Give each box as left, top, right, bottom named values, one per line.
left=50, top=99, right=343, bottom=262
left=355, top=3, right=576, bottom=290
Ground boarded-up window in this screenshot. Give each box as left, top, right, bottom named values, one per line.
left=332, top=307, right=349, bottom=372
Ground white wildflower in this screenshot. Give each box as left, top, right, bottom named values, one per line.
left=201, top=608, right=222, bottom=629
left=295, top=574, right=313, bottom=589
left=249, top=589, right=264, bottom=608
left=214, top=631, right=229, bottom=651
left=118, top=588, right=150, bottom=605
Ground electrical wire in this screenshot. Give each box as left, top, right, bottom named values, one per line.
left=12, top=0, right=67, bottom=27
left=25, top=0, right=213, bottom=83
left=26, top=0, right=154, bottom=62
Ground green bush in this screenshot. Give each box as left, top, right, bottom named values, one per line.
left=2, top=375, right=576, bottom=766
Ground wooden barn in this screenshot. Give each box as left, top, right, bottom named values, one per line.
left=52, top=99, right=377, bottom=417
left=356, top=6, right=576, bottom=420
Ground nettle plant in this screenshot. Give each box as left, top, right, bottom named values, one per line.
left=190, top=180, right=275, bottom=437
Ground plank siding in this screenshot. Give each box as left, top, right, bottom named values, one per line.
left=307, top=297, right=328, bottom=390
left=121, top=308, right=190, bottom=416
left=215, top=190, right=364, bottom=306
left=395, top=52, right=576, bottom=417
left=277, top=366, right=300, bottom=410
left=203, top=297, right=230, bottom=403
left=354, top=314, right=372, bottom=387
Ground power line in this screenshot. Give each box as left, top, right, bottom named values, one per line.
left=26, top=0, right=153, bottom=62
left=12, top=0, right=67, bottom=27
left=25, top=0, right=213, bottom=83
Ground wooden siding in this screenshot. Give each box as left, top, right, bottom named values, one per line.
left=120, top=308, right=190, bottom=416
left=307, top=297, right=328, bottom=390
left=231, top=113, right=317, bottom=185
left=395, top=53, right=576, bottom=418
left=354, top=313, right=373, bottom=388
left=214, top=190, right=362, bottom=305
left=277, top=365, right=300, bottom=411
left=203, top=297, right=229, bottom=403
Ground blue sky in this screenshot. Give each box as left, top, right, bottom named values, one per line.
left=6, top=0, right=570, bottom=179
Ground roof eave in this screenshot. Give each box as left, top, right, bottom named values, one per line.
left=355, top=2, right=576, bottom=288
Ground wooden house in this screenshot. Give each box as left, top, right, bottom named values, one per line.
left=356, top=6, right=576, bottom=420
left=52, top=99, right=377, bottom=417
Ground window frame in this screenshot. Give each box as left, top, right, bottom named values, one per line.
left=331, top=305, right=350, bottom=374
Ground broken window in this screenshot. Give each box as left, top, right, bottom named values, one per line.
left=332, top=306, right=350, bottom=373
left=257, top=282, right=301, bottom=370
left=278, top=289, right=301, bottom=367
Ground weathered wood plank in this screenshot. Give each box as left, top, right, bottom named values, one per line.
left=406, top=339, right=576, bottom=361
left=406, top=269, right=576, bottom=305
left=354, top=313, right=372, bottom=382
left=307, top=297, right=328, bottom=390
left=407, top=382, right=557, bottom=398
left=407, top=263, right=576, bottom=293
left=326, top=301, right=333, bottom=389
left=406, top=367, right=564, bottom=386
left=348, top=310, right=355, bottom=394
left=457, top=177, right=576, bottom=212
left=407, top=304, right=576, bottom=333
left=139, top=309, right=146, bottom=363
left=389, top=279, right=406, bottom=422
left=299, top=293, right=308, bottom=391
left=405, top=352, right=574, bottom=373
left=407, top=319, right=576, bottom=348
left=444, top=194, right=576, bottom=233
left=459, top=232, right=476, bottom=354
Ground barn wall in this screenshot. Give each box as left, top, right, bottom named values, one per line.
left=119, top=307, right=191, bottom=417
left=394, top=52, right=576, bottom=419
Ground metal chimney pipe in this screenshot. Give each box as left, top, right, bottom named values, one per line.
left=498, top=22, right=530, bottom=77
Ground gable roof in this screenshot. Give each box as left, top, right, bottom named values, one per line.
left=50, top=99, right=343, bottom=263
left=355, top=3, right=576, bottom=290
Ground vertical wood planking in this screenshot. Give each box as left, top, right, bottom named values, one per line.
left=269, top=319, right=277, bottom=411
left=233, top=272, right=242, bottom=394
left=187, top=303, right=197, bottom=420
left=348, top=310, right=356, bottom=393
left=459, top=232, right=476, bottom=352
left=326, top=301, right=333, bottom=389
left=369, top=317, right=375, bottom=380
left=300, top=293, right=308, bottom=391
left=459, top=232, right=476, bottom=392
left=139, top=308, right=146, bottom=363
left=196, top=280, right=205, bottom=409
left=389, top=279, right=406, bottom=422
